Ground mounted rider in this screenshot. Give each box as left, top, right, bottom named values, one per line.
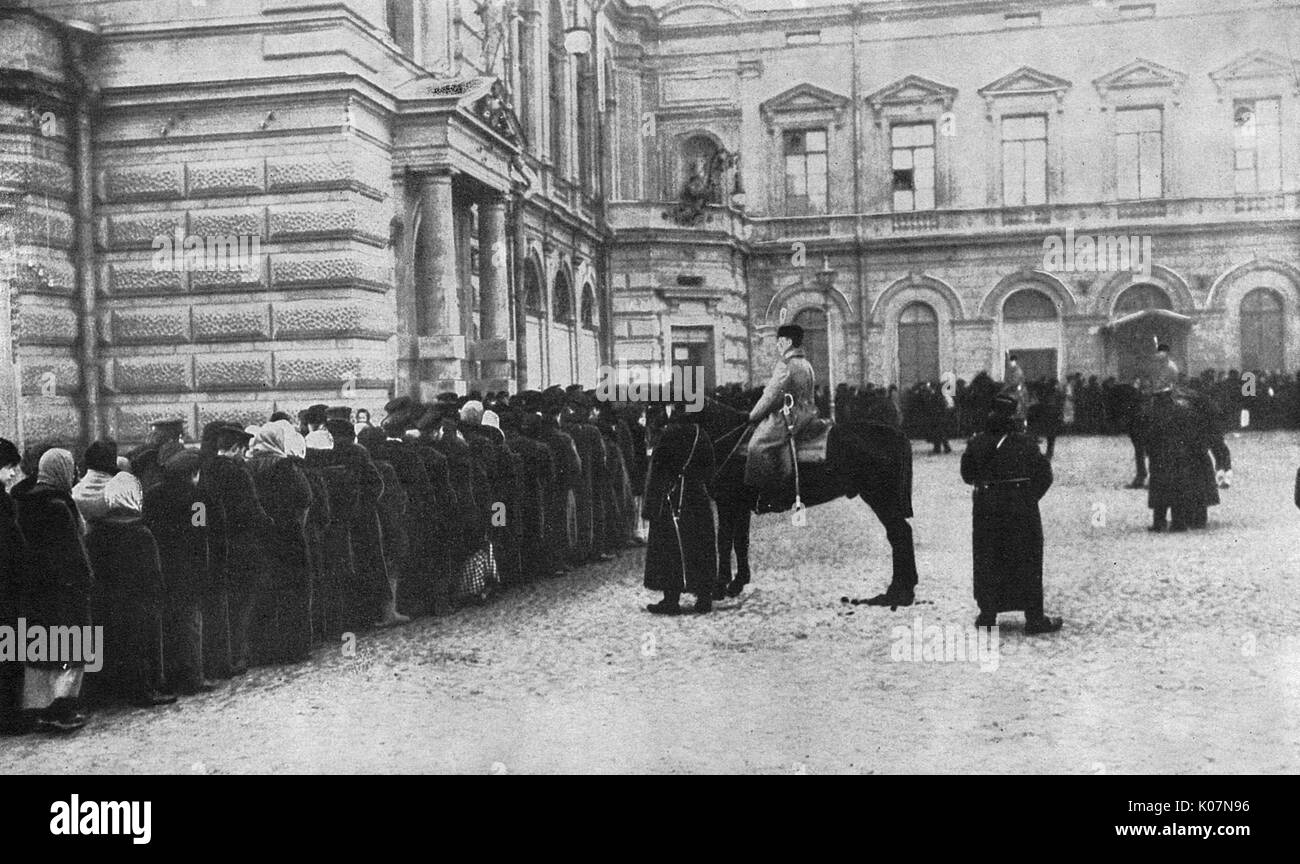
left=1151, top=342, right=1179, bottom=393
left=744, top=323, right=818, bottom=499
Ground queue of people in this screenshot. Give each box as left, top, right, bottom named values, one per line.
left=0, top=385, right=648, bottom=735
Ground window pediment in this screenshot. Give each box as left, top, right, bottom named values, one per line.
left=866, top=75, right=957, bottom=127
left=1094, top=58, right=1187, bottom=104
left=1210, top=50, right=1300, bottom=98
left=759, top=83, right=850, bottom=128
left=979, top=66, right=1072, bottom=115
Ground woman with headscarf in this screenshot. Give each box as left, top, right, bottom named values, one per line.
left=83, top=472, right=173, bottom=707
left=642, top=405, right=718, bottom=615
left=245, top=421, right=314, bottom=664
left=11, top=449, right=94, bottom=731
left=143, top=450, right=213, bottom=694
left=72, top=440, right=120, bottom=529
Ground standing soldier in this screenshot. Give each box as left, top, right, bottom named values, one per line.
left=643, top=405, right=718, bottom=615
left=960, top=390, right=1062, bottom=634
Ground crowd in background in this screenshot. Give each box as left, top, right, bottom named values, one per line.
left=0, top=385, right=650, bottom=735
left=800, top=369, right=1300, bottom=452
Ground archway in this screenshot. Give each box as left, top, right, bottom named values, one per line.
left=793, top=307, right=829, bottom=388
left=1240, top=288, right=1284, bottom=372
left=897, top=302, right=939, bottom=388
left=522, top=254, right=545, bottom=388
left=1000, top=287, right=1061, bottom=382
left=1109, top=283, right=1186, bottom=383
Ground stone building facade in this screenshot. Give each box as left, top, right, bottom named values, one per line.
left=603, top=0, right=1300, bottom=396
left=2, top=0, right=616, bottom=446
left=3, top=0, right=1300, bottom=447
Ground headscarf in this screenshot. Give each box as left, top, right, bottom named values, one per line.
left=103, top=471, right=143, bottom=516
left=304, top=429, right=334, bottom=450
left=250, top=423, right=289, bottom=458
left=72, top=468, right=116, bottom=523
left=481, top=409, right=500, bottom=431
left=36, top=448, right=77, bottom=493
left=459, top=400, right=484, bottom=425
left=284, top=428, right=307, bottom=459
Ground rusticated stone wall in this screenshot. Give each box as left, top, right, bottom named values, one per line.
left=95, top=140, right=396, bottom=443
left=1, top=8, right=81, bottom=446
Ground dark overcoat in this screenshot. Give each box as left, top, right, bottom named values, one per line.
left=960, top=428, right=1053, bottom=616
left=11, top=482, right=93, bottom=633
left=643, top=420, right=717, bottom=598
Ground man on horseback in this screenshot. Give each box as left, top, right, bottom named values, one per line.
left=744, top=324, right=818, bottom=505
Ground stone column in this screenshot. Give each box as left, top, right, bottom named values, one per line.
left=474, top=195, right=514, bottom=391
left=417, top=172, right=466, bottom=398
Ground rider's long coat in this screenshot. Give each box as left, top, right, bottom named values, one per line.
left=643, top=419, right=717, bottom=598
left=744, top=346, right=817, bottom=489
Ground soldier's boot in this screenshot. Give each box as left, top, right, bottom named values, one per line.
left=1025, top=615, right=1063, bottom=635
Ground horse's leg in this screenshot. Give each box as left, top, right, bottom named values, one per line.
left=715, top=500, right=736, bottom=595
left=863, top=505, right=917, bottom=608
left=733, top=505, right=752, bottom=589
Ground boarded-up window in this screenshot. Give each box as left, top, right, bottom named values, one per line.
left=898, top=302, right=939, bottom=388
left=1240, top=288, right=1284, bottom=372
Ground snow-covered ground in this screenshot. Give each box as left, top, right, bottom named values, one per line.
left=3, top=432, right=1297, bottom=773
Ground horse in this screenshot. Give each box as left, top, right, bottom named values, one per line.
left=695, top=394, right=920, bottom=606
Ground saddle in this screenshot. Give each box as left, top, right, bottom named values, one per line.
left=794, top=418, right=832, bottom=463
left=751, top=419, right=833, bottom=514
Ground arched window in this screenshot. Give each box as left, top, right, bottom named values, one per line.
left=524, top=257, right=544, bottom=316
left=1114, top=283, right=1173, bottom=314
left=679, top=134, right=722, bottom=203
left=553, top=268, right=572, bottom=323
left=897, top=302, right=939, bottom=388
left=1240, top=288, right=1284, bottom=372
left=580, top=283, right=597, bottom=329
left=548, top=0, right=567, bottom=174
left=1002, top=288, right=1057, bottom=320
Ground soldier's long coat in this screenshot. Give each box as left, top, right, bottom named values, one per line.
left=643, top=420, right=717, bottom=598
left=960, top=429, right=1053, bottom=616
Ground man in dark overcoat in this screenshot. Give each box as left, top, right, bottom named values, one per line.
left=960, top=390, right=1062, bottom=633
